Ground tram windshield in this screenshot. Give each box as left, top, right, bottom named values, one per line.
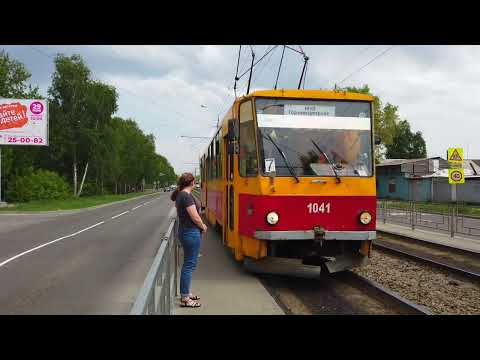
left=255, top=98, right=373, bottom=177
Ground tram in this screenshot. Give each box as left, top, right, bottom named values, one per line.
left=199, top=89, right=378, bottom=273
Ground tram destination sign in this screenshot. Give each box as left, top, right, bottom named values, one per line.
left=0, top=98, right=48, bottom=146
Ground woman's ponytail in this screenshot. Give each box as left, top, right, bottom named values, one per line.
left=170, top=172, right=195, bottom=202
left=170, top=188, right=179, bottom=202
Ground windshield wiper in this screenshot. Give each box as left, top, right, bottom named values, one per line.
left=264, top=133, right=300, bottom=183
left=310, top=139, right=341, bottom=184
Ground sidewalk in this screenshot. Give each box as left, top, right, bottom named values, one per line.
left=377, top=221, right=480, bottom=254
left=174, top=227, right=284, bottom=315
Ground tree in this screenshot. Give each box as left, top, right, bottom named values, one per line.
left=76, top=80, right=118, bottom=196
left=385, top=120, right=427, bottom=159
left=47, top=54, right=91, bottom=195
left=344, top=85, right=427, bottom=161
left=0, top=50, right=40, bottom=98
left=47, top=54, right=118, bottom=196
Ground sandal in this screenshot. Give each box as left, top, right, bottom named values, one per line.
left=189, top=295, right=200, bottom=300
left=181, top=298, right=201, bottom=308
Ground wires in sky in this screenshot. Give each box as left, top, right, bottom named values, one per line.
left=336, top=45, right=395, bottom=87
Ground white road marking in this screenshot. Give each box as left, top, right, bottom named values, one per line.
left=0, top=201, right=175, bottom=270
left=132, top=204, right=143, bottom=211
left=0, top=221, right=105, bottom=269
left=111, top=211, right=129, bottom=219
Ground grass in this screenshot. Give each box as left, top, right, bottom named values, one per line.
left=379, top=199, right=480, bottom=218
left=0, top=191, right=156, bottom=212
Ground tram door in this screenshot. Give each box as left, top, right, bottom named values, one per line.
left=224, top=119, right=236, bottom=248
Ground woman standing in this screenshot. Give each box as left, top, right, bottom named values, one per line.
left=171, top=173, right=207, bottom=308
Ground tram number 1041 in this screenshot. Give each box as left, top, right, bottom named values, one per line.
left=307, top=202, right=331, bottom=214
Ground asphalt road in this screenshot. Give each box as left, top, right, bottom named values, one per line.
left=0, top=192, right=175, bottom=314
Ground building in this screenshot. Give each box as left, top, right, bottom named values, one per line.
left=376, top=158, right=480, bottom=204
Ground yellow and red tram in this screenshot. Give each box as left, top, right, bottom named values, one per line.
left=200, top=89, right=377, bottom=273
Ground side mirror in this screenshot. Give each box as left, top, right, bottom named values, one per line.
left=374, top=135, right=381, bottom=145
left=227, top=118, right=239, bottom=142
left=228, top=142, right=235, bottom=155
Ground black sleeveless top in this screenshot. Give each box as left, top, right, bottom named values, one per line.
left=176, top=191, right=201, bottom=232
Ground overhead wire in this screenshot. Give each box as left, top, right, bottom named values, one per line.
left=328, top=45, right=372, bottom=87
left=336, top=45, right=395, bottom=86
left=237, top=45, right=279, bottom=80
left=274, top=45, right=286, bottom=90
left=250, top=45, right=278, bottom=90
left=233, top=45, right=242, bottom=97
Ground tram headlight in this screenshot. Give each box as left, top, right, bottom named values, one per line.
left=266, top=211, right=279, bottom=225
left=359, top=211, right=372, bottom=225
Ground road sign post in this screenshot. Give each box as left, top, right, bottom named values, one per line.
left=447, top=147, right=464, bottom=237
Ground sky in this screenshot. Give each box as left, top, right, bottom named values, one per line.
left=1, top=45, right=479, bottom=175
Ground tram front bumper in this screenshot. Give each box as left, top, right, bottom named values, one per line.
left=254, top=230, right=376, bottom=241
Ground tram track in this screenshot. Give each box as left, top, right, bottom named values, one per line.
left=373, top=239, right=480, bottom=281
left=259, top=269, right=431, bottom=315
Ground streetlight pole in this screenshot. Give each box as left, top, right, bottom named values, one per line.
left=200, top=105, right=221, bottom=128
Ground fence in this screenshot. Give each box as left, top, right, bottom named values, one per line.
left=130, top=217, right=180, bottom=315
left=377, top=199, right=480, bottom=239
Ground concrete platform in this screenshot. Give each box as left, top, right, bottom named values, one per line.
left=377, top=221, right=480, bottom=254
left=174, top=227, right=284, bottom=315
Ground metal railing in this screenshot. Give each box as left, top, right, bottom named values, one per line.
left=130, top=217, right=180, bottom=315
left=377, top=199, right=480, bottom=240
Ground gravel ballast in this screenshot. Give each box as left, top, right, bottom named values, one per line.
left=353, top=250, right=480, bottom=315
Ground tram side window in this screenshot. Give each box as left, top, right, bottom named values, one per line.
left=239, top=100, right=258, bottom=177
left=216, top=132, right=221, bottom=178
left=207, top=145, right=211, bottom=180
left=212, top=141, right=216, bottom=179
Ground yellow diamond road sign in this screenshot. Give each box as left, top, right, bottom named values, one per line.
left=448, top=147, right=463, bottom=164
left=449, top=168, right=465, bottom=184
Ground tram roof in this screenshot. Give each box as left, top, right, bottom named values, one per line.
left=240, top=89, right=375, bottom=102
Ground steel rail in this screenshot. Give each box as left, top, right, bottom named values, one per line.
left=373, top=240, right=480, bottom=280
left=344, top=271, right=433, bottom=315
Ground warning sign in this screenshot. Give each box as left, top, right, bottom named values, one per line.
left=449, top=168, right=465, bottom=184
left=448, top=148, right=463, bottom=164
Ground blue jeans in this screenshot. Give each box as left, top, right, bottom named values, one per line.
left=179, top=227, right=201, bottom=297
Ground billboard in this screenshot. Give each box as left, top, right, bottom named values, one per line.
left=0, top=98, right=48, bottom=146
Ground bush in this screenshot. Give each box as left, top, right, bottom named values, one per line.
left=6, top=170, right=71, bottom=202
left=80, top=181, right=108, bottom=196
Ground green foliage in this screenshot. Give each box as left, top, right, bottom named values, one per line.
left=0, top=50, right=177, bottom=201
left=0, top=50, right=41, bottom=98
left=80, top=181, right=109, bottom=196
left=344, top=85, right=427, bottom=162
left=6, top=170, right=71, bottom=202
left=385, top=120, right=427, bottom=159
